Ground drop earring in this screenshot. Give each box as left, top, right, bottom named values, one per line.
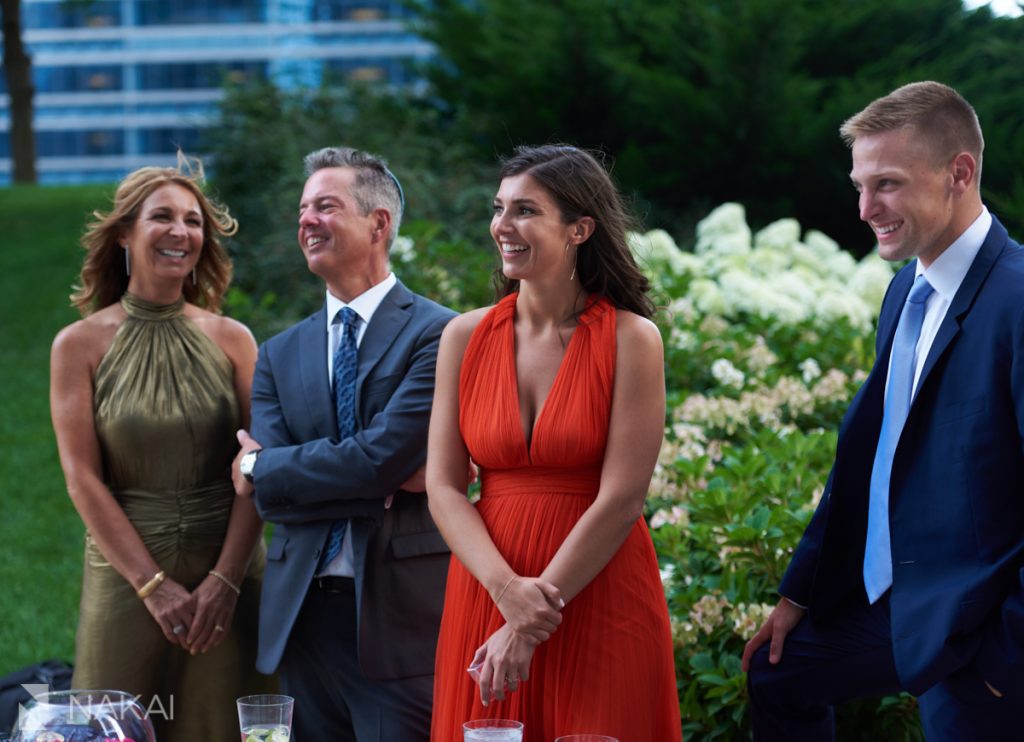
left=123, top=245, right=131, bottom=276
left=566, top=242, right=578, bottom=282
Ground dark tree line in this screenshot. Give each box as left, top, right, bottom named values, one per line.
left=205, top=0, right=1024, bottom=333
left=409, top=0, right=1024, bottom=252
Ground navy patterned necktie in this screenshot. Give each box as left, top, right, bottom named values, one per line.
left=320, top=307, right=359, bottom=570
left=864, top=275, right=934, bottom=603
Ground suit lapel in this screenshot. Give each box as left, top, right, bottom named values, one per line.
left=876, top=268, right=914, bottom=371
left=915, top=218, right=1009, bottom=398
left=354, top=280, right=413, bottom=408
left=843, top=267, right=913, bottom=428
left=299, top=305, right=336, bottom=439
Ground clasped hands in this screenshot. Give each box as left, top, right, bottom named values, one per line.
left=470, top=576, right=564, bottom=706
left=141, top=571, right=239, bottom=656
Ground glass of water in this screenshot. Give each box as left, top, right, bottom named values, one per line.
left=237, top=694, right=294, bottom=742
left=463, top=718, right=524, bottom=741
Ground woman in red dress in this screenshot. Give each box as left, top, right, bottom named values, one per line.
left=427, top=145, right=682, bottom=742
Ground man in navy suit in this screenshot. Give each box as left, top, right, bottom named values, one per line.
left=742, top=82, right=1023, bottom=739
left=232, top=147, right=456, bottom=740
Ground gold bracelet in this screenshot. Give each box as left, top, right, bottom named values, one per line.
left=136, top=570, right=166, bottom=599
left=494, top=575, right=518, bottom=605
left=209, top=569, right=241, bottom=596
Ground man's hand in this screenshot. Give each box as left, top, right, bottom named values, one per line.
left=232, top=429, right=263, bottom=498
left=741, top=598, right=807, bottom=672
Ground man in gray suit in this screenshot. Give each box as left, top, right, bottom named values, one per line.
left=232, top=146, right=456, bottom=741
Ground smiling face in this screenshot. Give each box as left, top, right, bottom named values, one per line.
left=850, top=127, right=963, bottom=267
left=121, top=183, right=204, bottom=289
left=297, top=166, right=385, bottom=288
left=490, top=173, right=582, bottom=283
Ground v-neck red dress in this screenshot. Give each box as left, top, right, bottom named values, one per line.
left=430, top=293, right=682, bottom=742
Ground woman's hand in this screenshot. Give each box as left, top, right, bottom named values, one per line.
left=142, top=578, right=196, bottom=650
left=186, top=573, right=240, bottom=655
left=494, top=576, right=563, bottom=642
left=469, top=623, right=537, bottom=707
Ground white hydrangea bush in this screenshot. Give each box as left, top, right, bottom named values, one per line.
left=630, top=202, right=893, bottom=331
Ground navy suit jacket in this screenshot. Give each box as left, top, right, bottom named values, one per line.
left=780, top=216, right=1024, bottom=699
left=250, top=279, right=456, bottom=678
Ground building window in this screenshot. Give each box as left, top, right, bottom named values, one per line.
left=87, top=73, right=116, bottom=90
left=326, top=57, right=401, bottom=84
left=35, top=66, right=124, bottom=94
left=138, top=62, right=266, bottom=90
left=86, top=14, right=116, bottom=28
left=24, top=2, right=121, bottom=30
left=136, top=0, right=264, bottom=26
left=348, top=66, right=386, bottom=82
left=313, top=1, right=412, bottom=21
left=38, top=130, right=124, bottom=157
left=139, top=127, right=204, bottom=154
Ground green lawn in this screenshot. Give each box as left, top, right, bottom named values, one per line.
left=0, top=183, right=112, bottom=675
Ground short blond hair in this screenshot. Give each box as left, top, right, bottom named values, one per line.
left=71, top=153, right=238, bottom=316
left=840, top=81, right=984, bottom=174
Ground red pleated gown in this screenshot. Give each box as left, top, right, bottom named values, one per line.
left=431, top=294, right=682, bottom=742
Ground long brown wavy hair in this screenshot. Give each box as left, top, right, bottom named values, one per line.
left=494, top=144, right=654, bottom=319
left=71, top=153, right=238, bottom=316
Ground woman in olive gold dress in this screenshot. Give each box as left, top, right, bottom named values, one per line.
left=50, top=156, right=274, bottom=740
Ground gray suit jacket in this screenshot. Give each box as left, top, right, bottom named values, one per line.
left=250, top=279, right=456, bottom=679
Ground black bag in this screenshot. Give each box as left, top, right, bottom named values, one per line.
left=0, top=660, right=74, bottom=737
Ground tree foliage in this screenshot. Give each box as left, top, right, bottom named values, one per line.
left=409, top=0, right=1024, bottom=251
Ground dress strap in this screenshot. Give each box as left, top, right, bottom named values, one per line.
left=120, top=292, right=185, bottom=321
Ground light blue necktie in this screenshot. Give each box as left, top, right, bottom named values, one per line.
left=864, top=275, right=934, bottom=603
left=319, top=307, right=359, bottom=571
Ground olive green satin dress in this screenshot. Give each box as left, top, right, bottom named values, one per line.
left=72, top=293, right=274, bottom=741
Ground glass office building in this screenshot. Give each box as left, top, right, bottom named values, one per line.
left=0, top=0, right=432, bottom=184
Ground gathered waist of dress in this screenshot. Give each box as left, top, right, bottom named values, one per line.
left=481, top=466, right=601, bottom=498
left=112, top=480, right=234, bottom=546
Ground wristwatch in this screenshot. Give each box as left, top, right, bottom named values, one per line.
left=240, top=449, right=261, bottom=483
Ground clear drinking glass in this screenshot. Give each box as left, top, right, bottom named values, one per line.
left=237, top=694, right=294, bottom=742
left=463, top=718, right=524, bottom=741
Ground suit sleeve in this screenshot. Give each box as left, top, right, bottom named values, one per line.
left=250, top=340, right=293, bottom=450
left=251, top=312, right=450, bottom=524
left=778, top=468, right=835, bottom=606
left=975, top=299, right=1024, bottom=698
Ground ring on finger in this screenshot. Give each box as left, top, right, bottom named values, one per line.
left=214, top=624, right=225, bottom=633
left=172, top=624, right=186, bottom=635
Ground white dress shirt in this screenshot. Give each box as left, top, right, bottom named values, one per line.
left=319, top=272, right=397, bottom=578
left=904, top=207, right=990, bottom=398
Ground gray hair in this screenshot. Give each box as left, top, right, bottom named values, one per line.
left=303, top=146, right=404, bottom=247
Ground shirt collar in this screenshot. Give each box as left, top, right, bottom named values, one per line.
left=916, top=206, right=991, bottom=302
left=325, top=272, right=397, bottom=329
